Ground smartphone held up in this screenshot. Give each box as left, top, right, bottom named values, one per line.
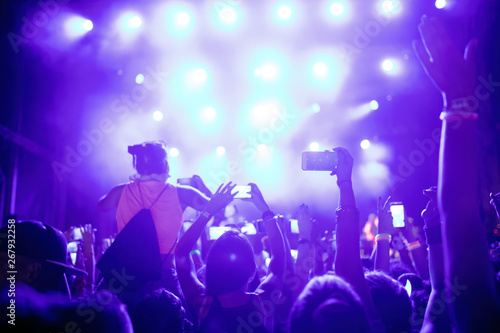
left=389, top=203, right=405, bottom=228
left=301, top=150, right=338, bottom=172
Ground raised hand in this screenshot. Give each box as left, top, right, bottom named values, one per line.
left=297, top=203, right=312, bottom=240
left=242, top=183, right=270, bottom=212
left=204, top=182, right=237, bottom=215
left=413, top=15, right=478, bottom=107
left=422, top=186, right=440, bottom=225
left=377, top=196, right=393, bottom=235
left=332, top=147, right=353, bottom=182
left=81, top=224, right=95, bottom=248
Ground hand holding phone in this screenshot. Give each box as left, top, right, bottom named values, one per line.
left=390, top=203, right=405, bottom=228
left=232, top=185, right=252, bottom=199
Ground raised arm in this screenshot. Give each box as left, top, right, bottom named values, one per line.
left=176, top=185, right=210, bottom=211
left=420, top=187, right=451, bottom=332
left=244, top=183, right=286, bottom=295
left=373, top=197, right=392, bottom=275
left=97, top=184, right=125, bottom=211
left=175, top=183, right=236, bottom=305
left=333, top=148, right=381, bottom=328
left=414, top=15, right=500, bottom=331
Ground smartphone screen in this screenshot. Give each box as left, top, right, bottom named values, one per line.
left=233, top=185, right=252, bottom=199
left=289, top=219, right=299, bottom=234
left=390, top=204, right=405, bottom=228
left=72, top=228, right=82, bottom=241
left=301, top=151, right=339, bottom=171
left=67, top=241, right=78, bottom=266
left=208, top=226, right=232, bottom=240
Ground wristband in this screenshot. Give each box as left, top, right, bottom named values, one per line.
left=262, top=210, right=275, bottom=221
left=190, top=249, right=201, bottom=256
left=375, top=233, right=392, bottom=243
left=201, top=211, right=212, bottom=219
left=424, top=225, right=442, bottom=245
left=298, top=238, right=311, bottom=245
left=406, top=241, right=421, bottom=251
left=440, top=111, right=478, bottom=121
left=335, top=206, right=359, bottom=222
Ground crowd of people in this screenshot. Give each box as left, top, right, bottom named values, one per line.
left=1, top=15, right=500, bottom=333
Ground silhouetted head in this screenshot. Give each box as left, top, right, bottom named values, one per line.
left=205, top=231, right=256, bottom=295
left=290, top=274, right=370, bottom=333
left=128, top=141, right=169, bottom=176
left=0, top=220, right=86, bottom=293
left=132, top=288, right=192, bottom=333
left=0, top=285, right=133, bottom=332
left=365, top=271, right=412, bottom=333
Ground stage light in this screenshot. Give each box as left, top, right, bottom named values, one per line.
left=370, top=100, right=379, bottom=110
left=64, top=16, right=93, bottom=38
left=153, top=110, right=163, bottom=121
left=203, top=107, right=217, bottom=120
left=309, top=142, right=320, bottom=151
left=219, top=6, right=238, bottom=24
left=176, top=11, right=191, bottom=26
left=194, top=69, right=207, bottom=81
left=312, top=103, right=321, bottom=113
left=257, top=144, right=268, bottom=152
left=381, top=0, right=396, bottom=13
left=277, top=5, right=293, bottom=20
left=329, top=2, right=346, bottom=17
left=255, top=63, right=279, bottom=81
left=435, top=0, right=446, bottom=9
left=360, top=139, right=371, bottom=150
left=169, top=148, right=179, bottom=157
left=124, top=15, right=142, bottom=30
left=382, top=59, right=394, bottom=72
left=135, top=74, right=144, bottom=84
left=216, top=146, right=226, bottom=155
left=313, top=62, right=328, bottom=78
left=186, top=67, right=208, bottom=88
left=82, top=19, right=93, bottom=31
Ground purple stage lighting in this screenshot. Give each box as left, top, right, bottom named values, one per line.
left=277, top=5, right=293, bottom=20
left=360, top=139, right=371, bottom=150
left=176, top=11, right=191, bottom=26
left=135, top=74, right=144, bottom=84
left=435, top=0, right=447, bottom=9
left=329, top=2, right=346, bottom=17
left=153, top=110, right=163, bottom=121
left=64, top=16, right=93, bottom=38
left=370, top=100, right=379, bottom=110
left=309, top=142, right=320, bottom=151
left=169, top=148, right=179, bottom=157
left=216, top=146, right=226, bottom=155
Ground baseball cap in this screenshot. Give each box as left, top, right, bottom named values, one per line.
left=0, top=220, right=87, bottom=277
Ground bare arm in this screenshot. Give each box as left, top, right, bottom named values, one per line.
left=415, top=15, right=500, bottom=331
left=175, top=183, right=236, bottom=307
left=97, top=184, right=125, bottom=211
left=374, top=197, right=391, bottom=275
left=243, top=183, right=286, bottom=296
left=420, top=187, right=451, bottom=332
left=333, top=148, right=381, bottom=328
left=177, top=185, right=210, bottom=211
